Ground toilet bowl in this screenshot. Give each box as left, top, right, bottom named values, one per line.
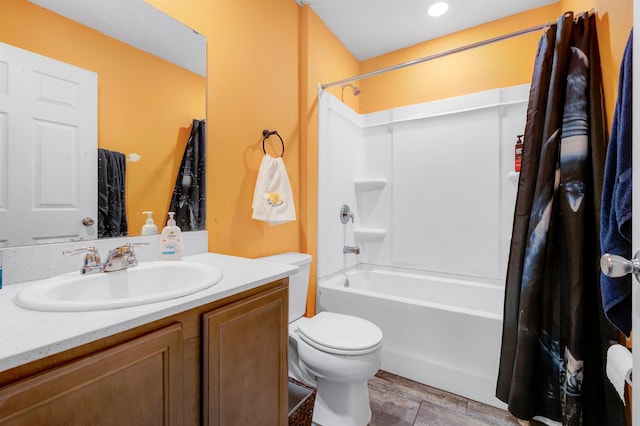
left=257, top=252, right=383, bottom=426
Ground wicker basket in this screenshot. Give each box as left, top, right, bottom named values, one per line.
left=288, top=378, right=316, bottom=426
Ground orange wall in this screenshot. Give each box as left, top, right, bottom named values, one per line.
left=586, top=0, right=634, bottom=120
left=150, top=0, right=358, bottom=315
left=357, top=0, right=632, bottom=122
left=358, top=5, right=560, bottom=113
left=1, top=0, right=205, bottom=236
left=148, top=0, right=301, bottom=259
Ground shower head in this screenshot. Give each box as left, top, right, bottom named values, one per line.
left=341, top=83, right=361, bottom=100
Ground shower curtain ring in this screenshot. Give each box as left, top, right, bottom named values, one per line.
left=262, top=129, right=285, bottom=157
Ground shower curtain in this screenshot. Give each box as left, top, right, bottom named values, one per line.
left=496, top=12, right=624, bottom=425
left=170, top=119, right=206, bottom=232
left=97, top=148, right=127, bottom=238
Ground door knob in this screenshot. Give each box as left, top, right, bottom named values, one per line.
left=82, top=217, right=95, bottom=226
left=600, top=252, right=640, bottom=279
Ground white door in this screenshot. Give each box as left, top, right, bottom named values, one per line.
left=0, top=42, right=97, bottom=247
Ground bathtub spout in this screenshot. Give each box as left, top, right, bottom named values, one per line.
left=343, top=246, right=360, bottom=255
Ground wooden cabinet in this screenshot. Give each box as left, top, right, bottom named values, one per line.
left=0, top=279, right=288, bottom=426
left=0, top=324, right=183, bottom=425
left=202, top=285, right=288, bottom=426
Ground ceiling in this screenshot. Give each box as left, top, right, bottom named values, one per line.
left=31, top=0, right=558, bottom=73
left=28, top=0, right=206, bottom=76
left=299, top=0, right=559, bottom=60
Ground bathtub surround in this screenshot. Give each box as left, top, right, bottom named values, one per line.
left=317, top=84, right=529, bottom=408
left=496, top=12, right=624, bottom=425
left=317, top=85, right=526, bottom=282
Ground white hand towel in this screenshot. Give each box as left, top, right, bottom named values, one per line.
left=252, top=155, right=296, bottom=225
left=606, top=344, right=632, bottom=404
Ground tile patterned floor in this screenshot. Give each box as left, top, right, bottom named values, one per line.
left=368, top=370, right=526, bottom=426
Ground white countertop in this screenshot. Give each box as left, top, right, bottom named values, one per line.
left=0, top=252, right=297, bottom=372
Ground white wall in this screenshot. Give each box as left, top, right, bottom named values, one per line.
left=317, top=85, right=529, bottom=283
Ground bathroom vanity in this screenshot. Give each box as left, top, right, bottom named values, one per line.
left=0, top=253, right=295, bottom=425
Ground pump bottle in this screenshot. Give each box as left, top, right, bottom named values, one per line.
left=159, top=212, right=183, bottom=260
left=141, top=211, right=158, bottom=235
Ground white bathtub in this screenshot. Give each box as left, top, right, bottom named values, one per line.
left=316, top=265, right=507, bottom=409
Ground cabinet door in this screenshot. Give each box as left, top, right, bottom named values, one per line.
left=203, top=285, right=288, bottom=426
left=0, top=323, right=183, bottom=425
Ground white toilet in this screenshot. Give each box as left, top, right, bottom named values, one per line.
left=258, top=252, right=383, bottom=426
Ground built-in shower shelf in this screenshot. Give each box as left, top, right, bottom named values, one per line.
left=354, top=228, right=387, bottom=241
left=507, top=171, right=520, bottom=186
left=354, top=178, right=388, bottom=191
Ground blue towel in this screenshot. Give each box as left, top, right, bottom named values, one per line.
left=600, top=30, right=633, bottom=337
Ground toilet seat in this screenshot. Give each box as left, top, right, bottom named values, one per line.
left=296, top=312, right=382, bottom=356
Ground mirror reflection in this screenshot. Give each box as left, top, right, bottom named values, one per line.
left=1, top=0, right=206, bottom=248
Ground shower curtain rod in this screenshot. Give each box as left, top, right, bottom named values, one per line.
left=321, top=23, right=547, bottom=89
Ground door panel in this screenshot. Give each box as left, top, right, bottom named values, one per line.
left=0, top=324, right=184, bottom=425
left=0, top=42, right=97, bottom=247
left=202, top=286, right=288, bottom=426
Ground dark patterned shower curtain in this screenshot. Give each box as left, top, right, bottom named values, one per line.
left=169, top=119, right=206, bottom=232
left=97, top=148, right=127, bottom=238
left=495, top=12, right=624, bottom=425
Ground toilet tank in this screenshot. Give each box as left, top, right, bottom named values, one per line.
left=257, top=252, right=312, bottom=322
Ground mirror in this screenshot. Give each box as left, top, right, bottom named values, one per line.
left=1, top=0, right=206, bottom=247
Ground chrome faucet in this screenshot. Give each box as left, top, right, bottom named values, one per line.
left=63, top=246, right=103, bottom=274
left=103, top=243, right=143, bottom=272
left=343, top=245, right=360, bottom=255
left=63, top=242, right=149, bottom=274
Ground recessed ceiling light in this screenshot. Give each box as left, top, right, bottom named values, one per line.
left=427, top=1, right=449, bottom=17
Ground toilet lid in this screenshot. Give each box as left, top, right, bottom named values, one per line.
left=296, top=312, right=382, bottom=355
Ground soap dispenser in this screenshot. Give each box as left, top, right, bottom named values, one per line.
left=159, top=212, right=183, bottom=260
left=141, top=211, right=158, bottom=235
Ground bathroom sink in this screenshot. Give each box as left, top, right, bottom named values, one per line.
left=14, top=261, right=223, bottom=312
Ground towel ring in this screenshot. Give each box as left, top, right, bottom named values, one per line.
left=262, top=129, right=284, bottom=158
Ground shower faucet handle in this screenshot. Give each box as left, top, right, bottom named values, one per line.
left=340, top=204, right=354, bottom=224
